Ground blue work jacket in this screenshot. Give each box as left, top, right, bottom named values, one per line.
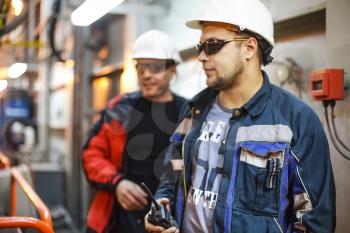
left=155, top=71, right=336, bottom=233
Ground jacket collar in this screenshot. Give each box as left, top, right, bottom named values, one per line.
left=188, top=88, right=218, bottom=108
left=242, top=70, right=271, bottom=117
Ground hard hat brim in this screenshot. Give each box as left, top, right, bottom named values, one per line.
left=186, top=19, right=203, bottom=29
left=186, top=19, right=243, bottom=31
left=132, top=55, right=182, bottom=64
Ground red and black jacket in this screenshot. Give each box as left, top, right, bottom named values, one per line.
left=82, top=91, right=186, bottom=233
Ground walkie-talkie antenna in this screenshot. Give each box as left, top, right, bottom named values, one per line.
left=141, top=182, right=161, bottom=210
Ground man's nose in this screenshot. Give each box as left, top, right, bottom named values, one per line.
left=140, top=68, right=152, bottom=79
left=198, top=50, right=209, bottom=62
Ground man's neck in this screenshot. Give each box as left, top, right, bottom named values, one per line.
left=144, top=90, right=173, bottom=103
left=218, top=68, right=264, bottom=109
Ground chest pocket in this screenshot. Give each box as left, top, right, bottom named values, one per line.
left=233, top=141, right=287, bottom=216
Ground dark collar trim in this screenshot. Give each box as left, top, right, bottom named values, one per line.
left=242, top=71, right=271, bottom=117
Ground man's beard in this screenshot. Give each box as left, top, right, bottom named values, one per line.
left=209, top=59, right=244, bottom=91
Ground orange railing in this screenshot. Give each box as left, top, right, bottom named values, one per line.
left=0, top=165, right=54, bottom=233
left=0, top=152, right=10, bottom=169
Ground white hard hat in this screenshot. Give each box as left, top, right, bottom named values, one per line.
left=132, top=29, right=182, bottom=63
left=186, top=0, right=274, bottom=47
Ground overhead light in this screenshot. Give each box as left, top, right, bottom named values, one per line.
left=120, top=57, right=138, bottom=93
left=65, top=59, right=75, bottom=68
left=71, top=0, right=125, bottom=27
left=0, top=80, right=8, bottom=92
left=11, top=0, right=24, bottom=16
left=8, top=63, right=28, bottom=79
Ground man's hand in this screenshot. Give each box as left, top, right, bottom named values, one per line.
left=144, top=198, right=179, bottom=233
left=116, top=179, right=148, bottom=211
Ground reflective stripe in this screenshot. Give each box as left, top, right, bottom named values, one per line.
left=182, top=132, right=188, bottom=198
left=171, top=159, right=184, bottom=171
left=174, top=118, right=192, bottom=135
left=266, top=158, right=280, bottom=189
left=236, top=124, right=293, bottom=143
left=296, top=166, right=313, bottom=224
left=291, top=149, right=300, bottom=162
left=274, top=218, right=283, bottom=233
left=294, top=192, right=312, bottom=220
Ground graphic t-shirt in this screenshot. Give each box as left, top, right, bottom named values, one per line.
left=182, top=98, right=233, bottom=233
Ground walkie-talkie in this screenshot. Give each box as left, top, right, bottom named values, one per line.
left=141, top=182, right=179, bottom=229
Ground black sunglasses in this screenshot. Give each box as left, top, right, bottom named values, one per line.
left=196, top=37, right=249, bottom=55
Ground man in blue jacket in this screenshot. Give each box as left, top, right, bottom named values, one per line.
left=145, top=0, right=336, bottom=232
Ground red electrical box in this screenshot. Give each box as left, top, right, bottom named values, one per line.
left=310, top=68, right=344, bottom=101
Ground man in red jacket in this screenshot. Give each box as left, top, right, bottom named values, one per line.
left=82, top=30, right=186, bottom=233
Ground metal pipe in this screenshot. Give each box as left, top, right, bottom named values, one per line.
left=0, top=152, right=10, bottom=169
left=10, top=174, right=16, bottom=216
left=10, top=169, right=53, bottom=228
left=0, top=217, right=54, bottom=233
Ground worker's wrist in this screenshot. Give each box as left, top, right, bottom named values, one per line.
left=112, top=173, right=125, bottom=191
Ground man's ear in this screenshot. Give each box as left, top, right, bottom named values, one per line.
left=244, top=37, right=259, bottom=61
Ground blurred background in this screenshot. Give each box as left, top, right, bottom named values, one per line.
left=0, top=0, right=349, bottom=232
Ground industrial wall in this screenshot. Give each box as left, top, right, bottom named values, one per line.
left=37, top=0, right=349, bottom=229
left=326, top=0, right=350, bottom=232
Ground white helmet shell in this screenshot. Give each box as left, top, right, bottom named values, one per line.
left=186, top=0, right=274, bottom=47
left=132, top=29, right=182, bottom=63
